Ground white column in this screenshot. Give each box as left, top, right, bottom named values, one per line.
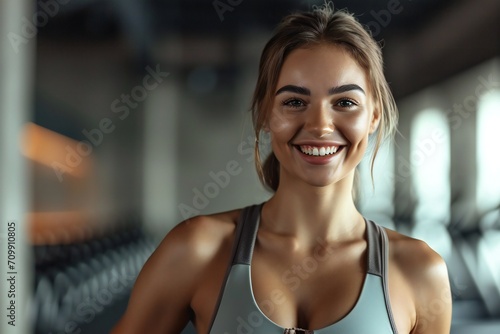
left=0, top=0, right=35, bottom=333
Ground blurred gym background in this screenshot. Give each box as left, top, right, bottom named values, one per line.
left=0, top=0, right=499, bottom=333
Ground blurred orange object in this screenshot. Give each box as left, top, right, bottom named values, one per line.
left=21, top=122, right=99, bottom=245
left=21, top=122, right=91, bottom=178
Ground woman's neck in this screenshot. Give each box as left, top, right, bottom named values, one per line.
left=261, top=171, right=364, bottom=248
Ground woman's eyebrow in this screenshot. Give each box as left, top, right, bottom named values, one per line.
left=275, top=84, right=365, bottom=96
left=275, top=85, right=310, bottom=96
left=328, top=84, right=365, bottom=95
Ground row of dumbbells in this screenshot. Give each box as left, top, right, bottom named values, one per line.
left=33, top=227, right=156, bottom=334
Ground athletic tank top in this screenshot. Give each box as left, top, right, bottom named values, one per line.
left=208, top=203, right=398, bottom=334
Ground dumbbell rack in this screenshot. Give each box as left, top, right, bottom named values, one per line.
left=32, top=227, right=155, bottom=334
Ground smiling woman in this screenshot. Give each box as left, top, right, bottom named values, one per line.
left=266, top=45, right=378, bottom=190
left=111, top=3, right=452, bottom=334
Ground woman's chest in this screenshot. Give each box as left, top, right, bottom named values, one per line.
left=249, top=245, right=367, bottom=330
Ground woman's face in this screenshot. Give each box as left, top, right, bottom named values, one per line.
left=268, top=44, right=379, bottom=188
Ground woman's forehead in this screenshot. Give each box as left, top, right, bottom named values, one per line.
left=276, top=45, right=370, bottom=95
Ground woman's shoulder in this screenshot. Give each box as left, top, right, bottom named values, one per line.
left=111, top=208, right=246, bottom=333
left=383, top=227, right=452, bottom=331
left=383, top=228, right=448, bottom=280
left=127, top=208, right=244, bottom=307
left=155, top=208, right=243, bottom=265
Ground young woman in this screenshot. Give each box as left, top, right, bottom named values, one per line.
left=112, top=4, right=452, bottom=334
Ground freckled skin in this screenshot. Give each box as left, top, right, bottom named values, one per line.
left=268, top=45, right=379, bottom=188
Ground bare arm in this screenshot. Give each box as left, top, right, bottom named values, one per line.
left=111, top=218, right=211, bottom=334
left=410, top=241, right=452, bottom=334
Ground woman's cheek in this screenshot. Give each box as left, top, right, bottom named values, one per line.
left=269, top=110, right=297, bottom=136
left=339, top=113, right=371, bottom=141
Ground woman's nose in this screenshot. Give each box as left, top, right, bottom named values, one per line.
left=304, top=103, right=334, bottom=137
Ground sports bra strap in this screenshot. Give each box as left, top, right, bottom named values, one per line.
left=206, top=203, right=263, bottom=333
left=366, top=219, right=396, bottom=332
left=366, top=219, right=386, bottom=277
left=232, top=203, right=263, bottom=265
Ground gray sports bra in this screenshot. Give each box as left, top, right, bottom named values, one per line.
left=208, top=203, right=398, bottom=333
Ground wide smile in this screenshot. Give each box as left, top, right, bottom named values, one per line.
left=297, top=145, right=341, bottom=156
left=293, top=144, right=346, bottom=165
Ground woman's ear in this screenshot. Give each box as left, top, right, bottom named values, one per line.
left=369, top=107, right=381, bottom=134
left=263, top=120, right=271, bottom=132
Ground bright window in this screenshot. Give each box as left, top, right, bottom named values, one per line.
left=411, top=109, right=451, bottom=224
left=476, top=90, right=500, bottom=214
left=410, top=109, right=452, bottom=258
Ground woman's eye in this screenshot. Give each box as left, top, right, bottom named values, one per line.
left=337, top=99, right=357, bottom=108
left=283, top=98, right=305, bottom=108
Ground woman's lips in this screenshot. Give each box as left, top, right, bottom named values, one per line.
left=297, top=144, right=339, bottom=156
left=293, top=145, right=345, bottom=165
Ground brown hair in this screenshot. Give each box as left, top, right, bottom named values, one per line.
left=251, top=3, right=398, bottom=192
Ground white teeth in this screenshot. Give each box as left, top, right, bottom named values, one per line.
left=299, top=145, right=340, bottom=156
